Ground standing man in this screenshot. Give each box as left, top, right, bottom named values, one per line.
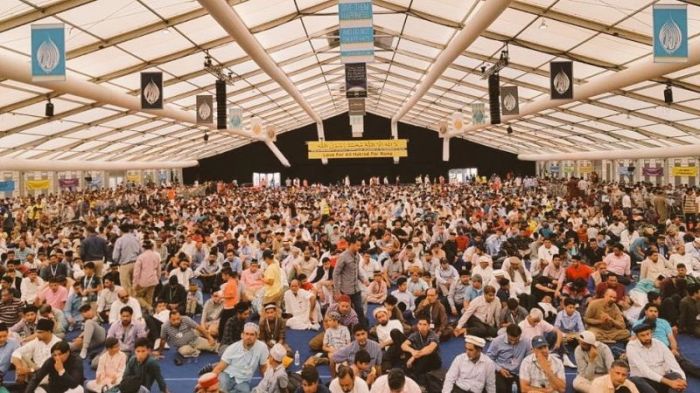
left=333, top=235, right=367, bottom=326
left=133, top=240, right=161, bottom=312
left=81, top=225, right=110, bottom=277
left=443, top=335, right=496, bottom=393
left=112, top=224, right=142, bottom=296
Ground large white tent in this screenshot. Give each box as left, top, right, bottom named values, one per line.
left=0, top=0, right=699, bottom=163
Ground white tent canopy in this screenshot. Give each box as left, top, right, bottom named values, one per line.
left=0, top=0, right=699, bottom=162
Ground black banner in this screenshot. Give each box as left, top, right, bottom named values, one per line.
left=500, top=86, right=519, bottom=115
left=345, top=63, right=367, bottom=98
left=550, top=61, right=573, bottom=100
left=141, top=72, right=163, bottom=109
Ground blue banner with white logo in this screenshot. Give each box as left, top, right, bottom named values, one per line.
left=339, top=0, right=374, bottom=64
left=653, top=4, right=688, bottom=63
left=31, top=23, right=65, bottom=81
left=0, top=181, right=15, bottom=192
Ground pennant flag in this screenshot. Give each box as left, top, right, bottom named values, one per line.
left=345, top=63, right=367, bottom=98
left=500, top=86, right=519, bottom=116
left=471, top=103, right=486, bottom=125
left=339, top=0, right=374, bottom=64
left=451, top=112, right=464, bottom=132
left=550, top=61, right=573, bottom=100
left=250, top=116, right=263, bottom=135
left=58, top=178, right=79, bottom=188
left=140, top=72, right=163, bottom=109
left=31, top=24, right=66, bottom=82
left=653, top=4, right=688, bottom=63
left=228, top=106, right=243, bottom=130
left=0, top=181, right=15, bottom=193
left=196, top=95, right=213, bottom=124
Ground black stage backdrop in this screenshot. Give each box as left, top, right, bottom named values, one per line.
left=184, top=113, right=534, bottom=184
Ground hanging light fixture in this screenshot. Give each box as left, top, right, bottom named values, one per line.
left=539, top=18, right=548, bottom=30
left=45, top=98, right=54, bottom=117
left=203, top=131, right=209, bottom=143
left=664, top=83, right=673, bottom=104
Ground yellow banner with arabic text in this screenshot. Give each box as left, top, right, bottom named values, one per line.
left=25, top=179, right=50, bottom=190
left=579, top=165, right=594, bottom=174
left=307, top=139, right=407, bottom=159
left=672, top=166, right=698, bottom=177
left=126, top=174, right=140, bottom=183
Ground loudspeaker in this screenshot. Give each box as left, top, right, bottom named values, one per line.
left=664, top=86, right=673, bottom=104
left=215, top=79, right=226, bottom=129
left=45, top=101, right=54, bottom=117
left=489, top=73, right=500, bottom=125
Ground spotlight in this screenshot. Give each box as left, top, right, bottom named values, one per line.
left=664, top=84, right=673, bottom=104
left=539, top=18, right=547, bottom=29
left=507, top=125, right=513, bottom=135
left=203, top=132, right=209, bottom=143
left=45, top=99, right=54, bottom=117
left=204, top=54, right=212, bottom=68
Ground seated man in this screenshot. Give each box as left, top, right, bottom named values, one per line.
left=446, top=268, right=471, bottom=316
left=518, top=309, right=564, bottom=357
left=70, top=304, right=106, bottom=359
left=201, top=290, right=223, bottom=338
left=351, top=350, right=378, bottom=387
left=443, top=335, right=496, bottom=393
left=366, top=271, right=388, bottom=304
left=0, top=288, right=22, bottom=326
left=108, top=288, right=143, bottom=324
left=372, top=307, right=403, bottom=351
left=106, top=306, right=148, bottom=356
left=214, top=322, right=269, bottom=393
left=679, top=283, right=700, bottom=337
left=259, top=303, right=289, bottom=352
left=154, top=309, right=217, bottom=362
left=86, top=337, right=127, bottom=393
left=297, top=366, right=331, bottom=393
left=332, top=324, right=382, bottom=379
left=486, top=324, right=530, bottom=392
left=283, top=279, right=320, bottom=330
left=96, top=276, right=122, bottom=323
left=627, top=323, right=687, bottom=393
left=414, top=288, right=453, bottom=341
left=220, top=301, right=252, bottom=353
left=25, top=340, right=84, bottom=393
left=329, top=365, right=369, bottom=393
left=39, top=277, right=68, bottom=311
left=519, top=336, right=566, bottom=393
left=590, top=359, right=640, bottom=393
left=584, top=288, right=630, bottom=343
left=401, top=317, right=441, bottom=385
left=11, top=304, right=39, bottom=344
left=454, top=285, right=500, bottom=339
left=573, top=330, right=615, bottom=393
left=370, top=368, right=421, bottom=393
left=122, top=337, right=168, bottom=393
left=0, top=322, right=19, bottom=376
left=11, top=319, right=61, bottom=384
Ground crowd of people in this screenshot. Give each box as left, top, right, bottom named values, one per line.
left=0, top=173, right=698, bottom=393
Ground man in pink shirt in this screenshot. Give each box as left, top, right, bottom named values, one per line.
left=603, top=244, right=632, bottom=284
left=40, top=277, right=68, bottom=310
left=240, top=260, right=263, bottom=299
left=133, top=240, right=162, bottom=312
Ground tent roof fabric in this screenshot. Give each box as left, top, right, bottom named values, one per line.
left=0, top=0, right=699, bottom=161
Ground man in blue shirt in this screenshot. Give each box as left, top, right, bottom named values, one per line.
left=0, top=322, right=19, bottom=375
left=486, top=324, right=531, bottom=392
left=214, top=322, right=269, bottom=393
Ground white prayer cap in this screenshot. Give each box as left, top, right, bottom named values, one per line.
left=464, top=335, right=486, bottom=348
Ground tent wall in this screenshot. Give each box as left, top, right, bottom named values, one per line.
left=184, top=113, right=534, bottom=185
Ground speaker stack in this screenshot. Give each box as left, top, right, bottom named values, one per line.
left=488, top=73, right=500, bottom=125
left=216, top=79, right=226, bottom=129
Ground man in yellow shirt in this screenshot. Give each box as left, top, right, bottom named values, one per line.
left=262, top=250, right=283, bottom=305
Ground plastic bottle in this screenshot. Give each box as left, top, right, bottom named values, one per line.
left=512, top=381, right=518, bottom=393
left=294, top=350, right=300, bottom=366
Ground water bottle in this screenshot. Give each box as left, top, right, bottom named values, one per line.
left=294, top=350, right=300, bottom=366
left=512, top=381, right=518, bottom=393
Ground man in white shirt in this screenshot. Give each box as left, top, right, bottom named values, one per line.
left=627, top=323, right=687, bottom=393
left=537, top=238, right=559, bottom=266
left=283, top=279, right=319, bottom=330
left=454, top=286, right=500, bottom=339
left=10, top=318, right=61, bottom=383
left=329, top=365, right=369, bottom=393
left=370, top=368, right=421, bottom=393
left=108, top=289, right=143, bottom=324
left=96, top=276, right=122, bottom=322
left=20, top=268, right=44, bottom=305
left=443, top=335, right=496, bottom=393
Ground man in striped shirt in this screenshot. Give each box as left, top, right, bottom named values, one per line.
left=0, top=289, right=22, bottom=325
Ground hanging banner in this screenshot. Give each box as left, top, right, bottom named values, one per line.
left=579, top=165, right=594, bottom=174
left=618, top=166, right=632, bottom=176
left=31, top=24, right=65, bottom=82
left=672, top=166, right=697, bottom=177
left=0, top=181, right=15, bottom=192
left=126, top=174, right=140, bottom=183
left=549, top=165, right=560, bottom=173
left=89, top=176, right=102, bottom=188
left=471, top=103, right=486, bottom=125
left=58, top=178, right=79, bottom=188
left=195, top=95, right=213, bottom=124
left=339, top=0, right=374, bottom=64
left=25, top=179, right=49, bottom=190
left=562, top=166, right=575, bottom=174
left=228, top=106, right=243, bottom=130
left=308, top=139, right=407, bottom=159
left=250, top=116, right=263, bottom=135
left=653, top=4, right=688, bottom=63
left=345, top=63, right=367, bottom=98
left=643, top=167, right=664, bottom=177
left=550, top=61, right=573, bottom=100
left=500, top=86, right=519, bottom=116
left=451, top=112, right=464, bottom=132
left=348, top=98, right=365, bottom=116
left=140, top=72, right=163, bottom=109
